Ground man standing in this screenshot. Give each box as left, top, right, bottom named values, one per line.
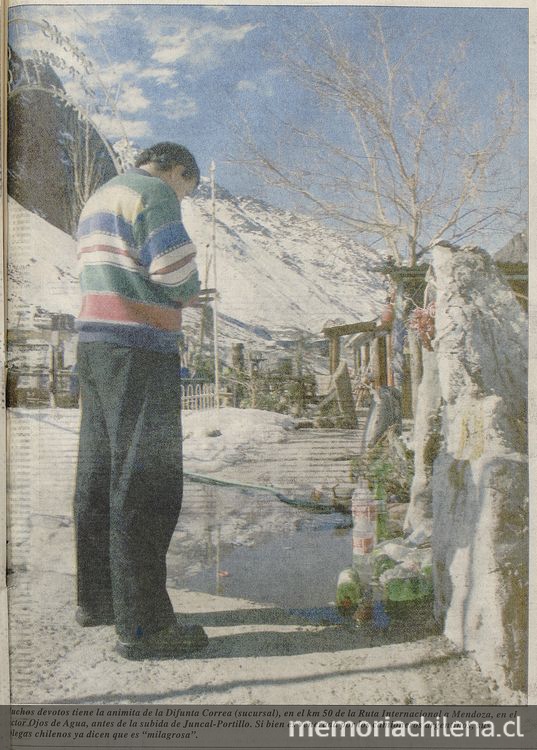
left=74, top=142, right=208, bottom=659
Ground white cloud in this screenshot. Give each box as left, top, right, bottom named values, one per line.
left=152, top=40, right=191, bottom=66
left=267, top=67, right=286, bottom=78
left=11, top=7, right=117, bottom=63
left=9, top=17, right=128, bottom=103
left=93, top=112, right=153, bottom=140
left=82, top=7, right=117, bottom=25
left=63, top=78, right=90, bottom=103
left=235, top=78, right=274, bottom=97
left=11, top=27, right=86, bottom=70
left=236, top=79, right=257, bottom=92
left=99, top=61, right=142, bottom=89
left=117, top=84, right=151, bottom=114
left=162, top=94, right=199, bottom=120
left=149, top=20, right=259, bottom=68
left=138, top=66, right=177, bottom=85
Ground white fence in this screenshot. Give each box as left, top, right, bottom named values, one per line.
left=181, top=382, right=217, bottom=411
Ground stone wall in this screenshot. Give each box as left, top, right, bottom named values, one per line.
left=428, top=242, right=528, bottom=693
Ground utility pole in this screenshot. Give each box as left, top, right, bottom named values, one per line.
left=210, top=160, right=220, bottom=410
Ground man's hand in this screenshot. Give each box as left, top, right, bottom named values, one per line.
left=186, top=288, right=217, bottom=307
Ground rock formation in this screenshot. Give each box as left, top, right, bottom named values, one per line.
left=365, top=386, right=402, bottom=448
left=429, top=242, right=528, bottom=693
left=404, top=347, right=441, bottom=537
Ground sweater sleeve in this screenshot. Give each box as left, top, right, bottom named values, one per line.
left=138, top=184, right=201, bottom=305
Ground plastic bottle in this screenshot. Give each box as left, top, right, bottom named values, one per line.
left=350, top=484, right=379, bottom=620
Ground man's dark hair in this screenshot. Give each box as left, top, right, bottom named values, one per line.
left=135, top=142, right=200, bottom=186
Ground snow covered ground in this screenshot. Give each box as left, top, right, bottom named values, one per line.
left=182, top=407, right=295, bottom=474
left=6, top=407, right=515, bottom=705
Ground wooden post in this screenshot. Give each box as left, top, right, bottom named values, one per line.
left=323, top=321, right=376, bottom=376
left=377, top=335, right=388, bottom=388
left=231, top=342, right=245, bottom=407
left=48, top=328, right=62, bottom=407
left=371, top=338, right=380, bottom=389
left=356, top=346, right=362, bottom=373
left=387, top=331, right=394, bottom=387
left=231, top=343, right=245, bottom=371
left=210, top=161, right=220, bottom=412
left=48, top=343, right=56, bottom=408
left=328, top=333, right=340, bottom=374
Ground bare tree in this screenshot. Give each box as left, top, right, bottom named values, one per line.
left=60, top=107, right=119, bottom=234
left=234, top=11, right=525, bottom=266
left=64, top=112, right=101, bottom=233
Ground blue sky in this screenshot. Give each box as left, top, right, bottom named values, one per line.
left=9, top=4, right=528, bottom=230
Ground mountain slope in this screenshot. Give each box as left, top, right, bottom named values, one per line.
left=183, top=182, right=384, bottom=339
left=7, top=184, right=385, bottom=348
left=7, top=198, right=80, bottom=328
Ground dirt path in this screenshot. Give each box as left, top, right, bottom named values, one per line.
left=10, top=564, right=503, bottom=705
left=6, top=409, right=517, bottom=705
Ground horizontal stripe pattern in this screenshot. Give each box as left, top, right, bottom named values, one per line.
left=80, top=264, right=169, bottom=306
left=76, top=324, right=182, bottom=353
left=78, top=183, right=145, bottom=224
left=76, top=169, right=200, bottom=350
left=77, top=212, right=138, bottom=252
left=80, top=293, right=182, bottom=331
left=151, top=251, right=196, bottom=276
left=78, top=246, right=144, bottom=274
left=151, top=261, right=198, bottom=289
left=140, top=221, right=192, bottom=266
left=149, top=240, right=196, bottom=272
left=78, top=231, right=136, bottom=253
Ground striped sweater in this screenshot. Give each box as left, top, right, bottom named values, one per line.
left=76, top=168, right=200, bottom=352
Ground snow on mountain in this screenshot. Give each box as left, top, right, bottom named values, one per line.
left=7, top=198, right=80, bottom=328
left=182, top=181, right=385, bottom=341
left=7, top=182, right=386, bottom=347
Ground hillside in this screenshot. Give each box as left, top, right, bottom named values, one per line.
left=7, top=184, right=385, bottom=357
left=182, top=181, right=384, bottom=341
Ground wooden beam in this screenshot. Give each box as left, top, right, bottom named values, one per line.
left=322, top=320, right=377, bottom=338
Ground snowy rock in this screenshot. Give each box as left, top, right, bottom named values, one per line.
left=404, top=348, right=441, bottom=537
left=365, top=386, right=402, bottom=447
left=183, top=407, right=296, bottom=474
left=378, top=542, right=413, bottom=563
left=377, top=542, right=432, bottom=570
left=494, top=231, right=528, bottom=264
left=407, top=527, right=429, bottom=547
left=430, top=242, right=528, bottom=693
left=333, top=361, right=357, bottom=427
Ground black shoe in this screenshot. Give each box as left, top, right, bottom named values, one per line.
left=75, top=607, right=115, bottom=627
left=116, top=623, right=209, bottom=660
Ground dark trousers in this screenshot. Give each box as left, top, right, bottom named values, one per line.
left=74, top=342, right=183, bottom=641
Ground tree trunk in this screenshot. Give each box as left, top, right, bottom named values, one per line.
left=407, top=329, right=423, bottom=419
